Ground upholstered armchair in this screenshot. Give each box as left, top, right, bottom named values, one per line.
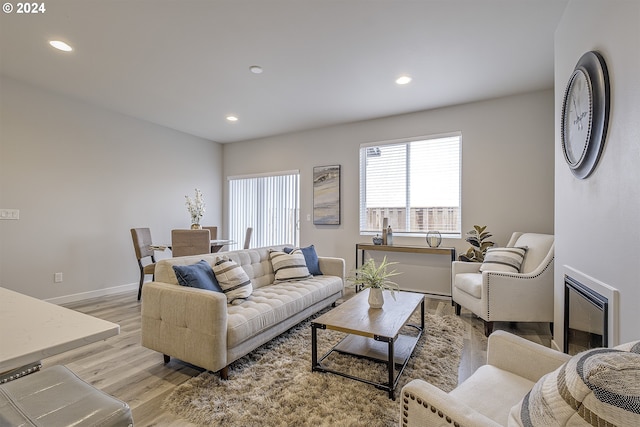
left=400, top=331, right=571, bottom=427
left=401, top=331, right=640, bottom=427
left=452, top=232, right=554, bottom=336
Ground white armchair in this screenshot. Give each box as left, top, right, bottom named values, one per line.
left=400, top=331, right=571, bottom=427
left=452, top=232, right=554, bottom=336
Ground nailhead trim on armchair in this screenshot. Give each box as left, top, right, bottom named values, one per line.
left=402, top=390, right=463, bottom=427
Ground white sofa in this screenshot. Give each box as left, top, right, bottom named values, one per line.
left=141, top=245, right=344, bottom=379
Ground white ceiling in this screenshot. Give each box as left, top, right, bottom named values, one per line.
left=0, top=0, right=568, bottom=143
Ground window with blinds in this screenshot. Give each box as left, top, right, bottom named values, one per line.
left=359, top=133, right=461, bottom=236
left=228, top=171, right=300, bottom=248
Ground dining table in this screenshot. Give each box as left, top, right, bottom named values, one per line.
left=209, top=239, right=235, bottom=253
left=150, top=239, right=235, bottom=254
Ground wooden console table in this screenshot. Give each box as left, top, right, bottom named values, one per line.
left=355, top=244, right=456, bottom=297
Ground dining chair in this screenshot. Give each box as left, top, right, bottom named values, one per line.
left=243, top=227, right=253, bottom=249
left=171, top=229, right=211, bottom=257
left=203, top=226, right=218, bottom=252
left=130, top=228, right=156, bottom=301
left=202, top=226, right=218, bottom=240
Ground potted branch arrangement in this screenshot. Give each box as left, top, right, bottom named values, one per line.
left=185, top=188, right=206, bottom=229
left=458, top=225, right=495, bottom=262
left=348, top=257, right=401, bottom=308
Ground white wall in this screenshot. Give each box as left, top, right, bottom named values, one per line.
left=223, top=90, right=556, bottom=277
left=0, top=77, right=223, bottom=302
left=0, top=82, right=557, bottom=303
left=554, top=1, right=640, bottom=345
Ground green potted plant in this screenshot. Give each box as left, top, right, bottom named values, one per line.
left=458, top=225, right=495, bottom=262
left=348, top=257, right=401, bottom=308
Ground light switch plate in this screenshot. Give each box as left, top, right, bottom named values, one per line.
left=0, top=209, right=19, bottom=220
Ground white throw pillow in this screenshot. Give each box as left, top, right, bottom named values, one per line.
left=269, top=249, right=312, bottom=282
left=479, top=247, right=527, bottom=273
left=212, top=256, right=253, bottom=304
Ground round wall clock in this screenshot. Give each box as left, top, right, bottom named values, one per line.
left=561, top=51, right=610, bottom=179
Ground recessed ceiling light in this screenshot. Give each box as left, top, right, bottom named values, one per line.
left=226, top=115, right=239, bottom=122
left=249, top=65, right=263, bottom=74
left=49, top=40, right=73, bottom=52
left=396, top=75, right=412, bottom=85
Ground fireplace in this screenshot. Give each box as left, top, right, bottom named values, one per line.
left=564, top=275, right=608, bottom=355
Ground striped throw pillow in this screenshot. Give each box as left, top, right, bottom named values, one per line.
left=212, top=256, right=252, bottom=303
left=510, top=343, right=640, bottom=426
left=479, top=247, right=527, bottom=273
left=269, top=249, right=312, bottom=283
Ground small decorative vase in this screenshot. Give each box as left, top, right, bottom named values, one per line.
left=426, top=230, right=442, bottom=248
left=368, top=287, right=384, bottom=308
left=190, top=223, right=202, bottom=230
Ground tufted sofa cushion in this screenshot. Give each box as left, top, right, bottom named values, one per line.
left=509, top=341, right=640, bottom=426
left=226, top=275, right=344, bottom=347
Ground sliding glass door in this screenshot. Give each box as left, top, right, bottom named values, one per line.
left=228, top=170, right=300, bottom=249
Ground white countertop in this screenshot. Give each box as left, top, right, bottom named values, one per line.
left=0, top=287, right=120, bottom=373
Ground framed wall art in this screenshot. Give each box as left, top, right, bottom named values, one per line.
left=313, top=165, right=341, bottom=225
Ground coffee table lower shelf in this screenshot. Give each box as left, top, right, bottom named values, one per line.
left=311, top=325, right=422, bottom=400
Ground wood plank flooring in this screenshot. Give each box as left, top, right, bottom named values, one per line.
left=42, top=288, right=552, bottom=426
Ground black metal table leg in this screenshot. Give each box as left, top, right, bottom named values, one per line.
left=387, top=338, right=395, bottom=400
left=311, top=323, right=318, bottom=371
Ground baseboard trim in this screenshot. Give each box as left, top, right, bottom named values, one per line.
left=45, top=283, right=138, bottom=305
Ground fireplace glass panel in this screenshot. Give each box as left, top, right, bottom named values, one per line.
left=564, top=276, right=608, bottom=355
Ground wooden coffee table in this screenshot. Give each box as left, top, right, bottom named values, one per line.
left=311, top=289, right=424, bottom=399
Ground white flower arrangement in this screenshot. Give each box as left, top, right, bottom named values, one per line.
left=185, top=188, right=206, bottom=225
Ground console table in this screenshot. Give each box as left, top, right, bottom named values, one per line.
left=355, top=244, right=456, bottom=297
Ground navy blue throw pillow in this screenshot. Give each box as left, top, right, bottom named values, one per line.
left=284, top=245, right=322, bottom=275
left=173, top=260, right=222, bottom=292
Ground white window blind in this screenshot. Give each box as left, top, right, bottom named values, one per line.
left=228, top=171, right=300, bottom=248
left=359, top=133, right=461, bottom=236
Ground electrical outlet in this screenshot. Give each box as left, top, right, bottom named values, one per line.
left=54, top=272, right=63, bottom=283
left=0, top=209, right=19, bottom=220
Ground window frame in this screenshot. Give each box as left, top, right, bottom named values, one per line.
left=359, top=132, right=462, bottom=238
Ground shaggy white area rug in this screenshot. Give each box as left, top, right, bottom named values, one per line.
left=163, top=304, right=465, bottom=426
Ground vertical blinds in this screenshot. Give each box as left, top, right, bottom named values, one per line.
left=228, top=171, right=300, bottom=248
left=359, top=133, right=461, bottom=234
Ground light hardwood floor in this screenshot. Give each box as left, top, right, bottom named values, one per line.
left=42, top=288, right=552, bottom=426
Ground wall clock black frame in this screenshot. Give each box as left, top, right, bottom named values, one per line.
left=561, top=50, right=610, bottom=179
